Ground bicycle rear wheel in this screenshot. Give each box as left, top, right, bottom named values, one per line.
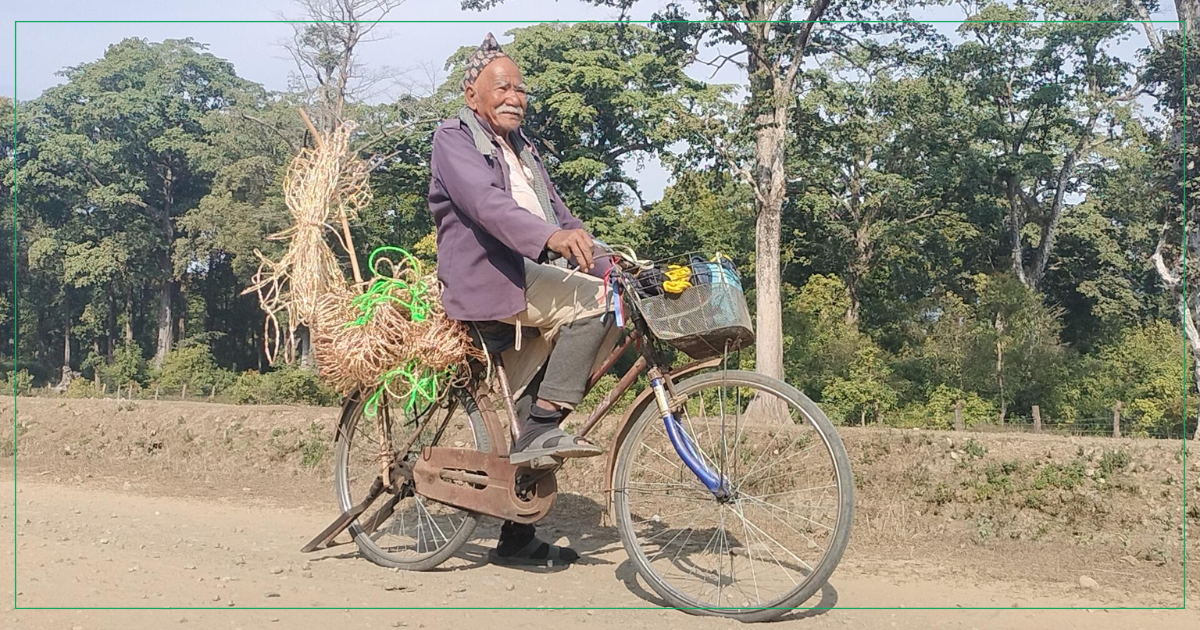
left=612, top=370, right=854, bottom=622
left=333, top=388, right=493, bottom=571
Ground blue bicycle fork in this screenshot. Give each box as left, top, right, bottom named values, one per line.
left=650, top=375, right=731, bottom=500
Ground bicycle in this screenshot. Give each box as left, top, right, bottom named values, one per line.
left=302, top=244, right=855, bottom=623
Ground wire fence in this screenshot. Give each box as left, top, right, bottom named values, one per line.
left=921, top=405, right=1196, bottom=441
left=24, top=382, right=252, bottom=407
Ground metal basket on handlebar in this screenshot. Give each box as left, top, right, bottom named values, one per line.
left=629, top=264, right=755, bottom=360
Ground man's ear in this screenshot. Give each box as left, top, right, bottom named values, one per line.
left=464, top=83, right=479, bottom=110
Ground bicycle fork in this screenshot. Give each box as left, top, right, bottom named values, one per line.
left=648, top=367, right=732, bottom=501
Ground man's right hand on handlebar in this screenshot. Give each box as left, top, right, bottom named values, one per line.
left=546, top=228, right=595, bottom=273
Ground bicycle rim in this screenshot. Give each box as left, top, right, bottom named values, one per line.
left=614, top=371, right=854, bottom=619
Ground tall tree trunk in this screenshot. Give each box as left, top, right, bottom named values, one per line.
left=752, top=99, right=788, bottom=384
left=746, top=90, right=790, bottom=424
left=1182, top=0, right=1199, bottom=40
left=93, top=339, right=102, bottom=387
left=153, top=279, right=173, bottom=368
left=995, top=312, right=1006, bottom=425
left=124, top=294, right=134, bottom=342
left=176, top=283, right=186, bottom=344
left=1004, top=177, right=1028, bottom=286
left=154, top=167, right=177, bottom=368
left=62, top=292, right=71, bottom=370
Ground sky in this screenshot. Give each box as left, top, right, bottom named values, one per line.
left=1, top=0, right=1180, bottom=204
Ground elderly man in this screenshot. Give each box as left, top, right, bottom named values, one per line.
left=427, top=33, right=619, bottom=566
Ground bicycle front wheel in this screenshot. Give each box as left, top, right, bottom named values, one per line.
left=612, top=370, right=854, bottom=622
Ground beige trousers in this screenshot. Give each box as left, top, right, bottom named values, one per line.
left=498, top=261, right=621, bottom=408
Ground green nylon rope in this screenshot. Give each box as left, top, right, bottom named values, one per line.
left=349, top=246, right=454, bottom=418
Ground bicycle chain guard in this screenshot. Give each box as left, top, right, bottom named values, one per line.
left=412, top=446, right=557, bottom=524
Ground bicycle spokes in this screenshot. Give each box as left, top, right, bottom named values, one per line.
left=621, top=375, right=846, bottom=612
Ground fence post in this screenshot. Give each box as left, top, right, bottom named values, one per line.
left=182, top=383, right=188, bottom=399
left=154, top=385, right=160, bottom=401
left=954, top=400, right=964, bottom=431
left=1032, top=405, right=1042, bottom=433
left=210, top=385, right=217, bottom=400
left=101, top=383, right=108, bottom=397
left=1112, top=401, right=1122, bottom=439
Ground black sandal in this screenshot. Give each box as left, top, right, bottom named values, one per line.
left=508, top=427, right=604, bottom=468
left=488, top=534, right=580, bottom=567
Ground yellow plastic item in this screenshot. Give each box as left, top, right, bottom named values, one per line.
left=663, top=264, right=692, bottom=294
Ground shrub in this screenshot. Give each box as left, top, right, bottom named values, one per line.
left=97, top=343, right=149, bottom=388
left=64, top=378, right=99, bottom=398
left=2, top=369, right=33, bottom=396
left=232, top=365, right=338, bottom=407
left=156, top=344, right=235, bottom=395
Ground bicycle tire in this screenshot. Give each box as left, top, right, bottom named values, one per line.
left=612, top=370, right=854, bottom=622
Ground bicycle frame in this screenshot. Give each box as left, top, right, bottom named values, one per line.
left=547, top=321, right=731, bottom=500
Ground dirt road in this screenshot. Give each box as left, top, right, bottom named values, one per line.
left=5, top=474, right=1196, bottom=630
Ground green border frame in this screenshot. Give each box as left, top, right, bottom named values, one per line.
left=7, top=14, right=1190, bottom=612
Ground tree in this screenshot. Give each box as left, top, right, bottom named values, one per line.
left=787, top=47, right=964, bottom=327
left=18, top=38, right=251, bottom=368
left=0, top=98, right=14, bottom=361
left=280, top=0, right=412, bottom=133
left=969, top=273, right=1071, bottom=423
left=951, top=1, right=1146, bottom=291
left=1077, top=320, right=1191, bottom=437
left=1140, top=0, right=1199, bottom=438
left=178, top=90, right=300, bottom=371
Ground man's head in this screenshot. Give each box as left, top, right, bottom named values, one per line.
left=463, top=33, right=527, bottom=136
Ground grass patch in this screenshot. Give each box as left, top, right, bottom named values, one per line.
left=1033, top=460, right=1087, bottom=490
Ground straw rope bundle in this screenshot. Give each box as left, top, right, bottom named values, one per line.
left=311, top=247, right=481, bottom=416
left=245, top=115, right=367, bottom=363
left=245, top=111, right=481, bottom=416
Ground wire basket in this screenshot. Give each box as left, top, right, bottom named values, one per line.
left=632, top=280, right=756, bottom=360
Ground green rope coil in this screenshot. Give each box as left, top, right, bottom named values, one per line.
left=346, top=246, right=432, bottom=328
left=350, top=246, right=454, bottom=418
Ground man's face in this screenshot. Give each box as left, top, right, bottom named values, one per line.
left=465, top=57, right=528, bottom=136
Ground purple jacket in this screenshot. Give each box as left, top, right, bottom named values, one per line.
left=428, top=111, right=603, bottom=322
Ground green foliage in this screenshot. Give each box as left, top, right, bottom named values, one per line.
left=1033, top=461, right=1087, bottom=491
left=1068, top=322, right=1188, bottom=437
left=782, top=275, right=863, bottom=399
left=578, top=374, right=626, bottom=415
left=894, top=385, right=997, bottom=429
left=964, top=438, right=987, bottom=461
left=64, top=378, right=99, bottom=399
left=1097, top=448, right=1131, bottom=480
left=155, top=343, right=234, bottom=394
left=96, top=343, right=149, bottom=388
left=231, top=366, right=339, bottom=407
left=1, top=369, right=33, bottom=396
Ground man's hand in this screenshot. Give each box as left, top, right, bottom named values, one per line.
left=546, top=228, right=595, bottom=273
